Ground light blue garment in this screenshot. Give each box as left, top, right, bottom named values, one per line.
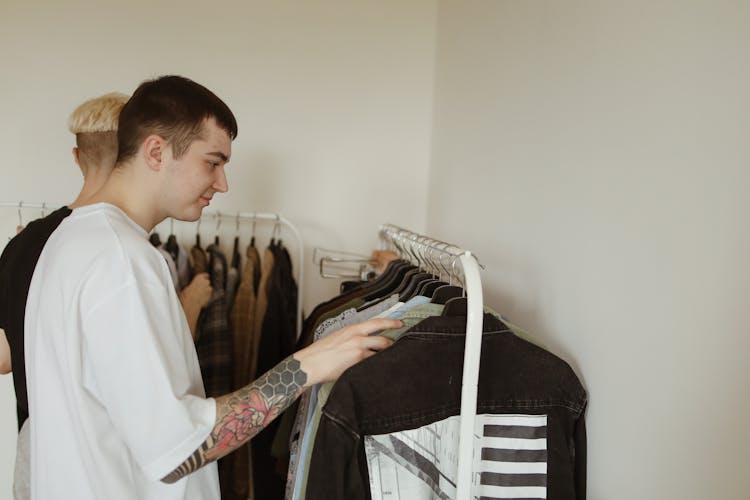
left=373, top=301, right=404, bottom=319
left=290, top=383, right=319, bottom=500
left=383, top=295, right=430, bottom=319
left=288, top=293, right=400, bottom=500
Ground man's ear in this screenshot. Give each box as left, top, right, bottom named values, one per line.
left=143, top=135, right=167, bottom=171
left=72, top=147, right=85, bottom=176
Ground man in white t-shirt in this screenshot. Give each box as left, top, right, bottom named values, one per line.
left=24, top=75, right=400, bottom=500
left=1, top=91, right=214, bottom=500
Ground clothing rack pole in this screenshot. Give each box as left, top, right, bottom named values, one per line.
left=379, top=224, right=484, bottom=500
left=455, top=250, right=483, bottom=500
left=0, top=202, right=305, bottom=338
left=0, top=202, right=61, bottom=209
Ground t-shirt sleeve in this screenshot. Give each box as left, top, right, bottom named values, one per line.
left=80, top=278, right=216, bottom=482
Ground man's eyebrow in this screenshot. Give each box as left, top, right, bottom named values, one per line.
left=206, top=151, right=229, bottom=162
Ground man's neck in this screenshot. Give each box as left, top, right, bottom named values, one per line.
left=85, top=166, right=163, bottom=233
left=69, top=169, right=112, bottom=209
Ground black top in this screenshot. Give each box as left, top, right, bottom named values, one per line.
left=307, top=314, right=587, bottom=500
left=0, top=206, right=72, bottom=430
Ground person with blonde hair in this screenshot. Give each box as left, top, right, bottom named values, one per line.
left=67, top=92, right=128, bottom=208
left=0, top=90, right=211, bottom=499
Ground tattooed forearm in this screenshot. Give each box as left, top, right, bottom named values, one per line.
left=161, top=355, right=308, bottom=483
left=162, top=437, right=215, bottom=483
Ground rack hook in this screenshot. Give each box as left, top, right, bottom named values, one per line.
left=436, top=242, right=452, bottom=281
left=272, top=214, right=281, bottom=241
left=17, top=201, right=23, bottom=227
left=451, top=254, right=467, bottom=293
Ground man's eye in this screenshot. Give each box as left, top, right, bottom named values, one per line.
left=208, top=162, right=219, bottom=168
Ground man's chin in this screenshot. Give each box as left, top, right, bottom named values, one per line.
left=171, top=206, right=203, bottom=223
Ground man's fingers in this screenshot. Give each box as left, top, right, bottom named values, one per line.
left=351, top=318, right=402, bottom=336
left=359, top=335, right=393, bottom=352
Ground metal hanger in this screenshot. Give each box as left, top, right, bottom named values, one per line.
left=213, top=211, right=221, bottom=246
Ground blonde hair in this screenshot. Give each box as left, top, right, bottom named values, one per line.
left=68, top=92, right=129, bottom=134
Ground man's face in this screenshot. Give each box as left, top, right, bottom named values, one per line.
left=163, top=117, right=231, bottom=221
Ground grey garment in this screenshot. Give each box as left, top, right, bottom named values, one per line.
left=14, top=418, right=30, bottom=500
left=312, top=294, right=399, bottom=341
left=312, top=308, right=358, bottom=342
left=343, top=294, right=400, bottom=328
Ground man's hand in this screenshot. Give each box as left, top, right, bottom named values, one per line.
left=181, top=273, right=212, bottom=308
left=179, top=273, right=212, bottom=338
left=0, top=328, right=11, bottom=374
left=293, top=318, right=401, bottom=387
left=371, top=250, right=400, bottom=274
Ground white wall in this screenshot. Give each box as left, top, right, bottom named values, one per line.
left=428, top=1, right=750, bottom=499
left=0, top=0, right=436, bottom=495
left=5, top=1, right=747, bottom=498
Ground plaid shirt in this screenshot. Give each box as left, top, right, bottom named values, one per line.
left=194, top=244, right=232, bottom=397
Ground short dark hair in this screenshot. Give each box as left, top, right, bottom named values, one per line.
left=116, top=75, right=238, bottom=164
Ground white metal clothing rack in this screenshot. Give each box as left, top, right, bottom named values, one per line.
left=0, top=202, right=305, bottom=337
left=379, top=224, right=484, bottom=500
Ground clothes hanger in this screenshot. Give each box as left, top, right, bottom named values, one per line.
left=398, top=271, right=435, bottom=301
left=441, top=254, right=468, bottom=316
left=165, top=218, right=179, bottom=261
left=275, top=216, right=284, bottom=249
left=16, top=201, right=24, bottom=234
left=414, top=243, right=448, bottom=297
left=212, top=211, right=221, bottom=247
left=441, top=295, right=468, bottom=316
left=354, top=259, right=412, bottom=312
left=377, top=258, right=411, bottom=282
left=417, top=278, right=447, bottom=297
left=360, top=260, right=414, bottom=302
left=361, top=234, right=415, bottom=300
left=269, top=215, right=280, bottom=248
left=149, top=232, right=162, bottom=247
left=401, top=235, right=448, bottom=300
left=388, top=239, right=425, bottom=298
left=195, top=216, right=202, bottom=249
left=231, top=212, right=241, bottom=269
left=428, top=251, right=463, bottom=304
left=432, top=285, right=464, bottom=304
left=249, top=212, right=257, bottom=248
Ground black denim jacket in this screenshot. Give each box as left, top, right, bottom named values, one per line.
left=306, top=314, right=587, bottom=500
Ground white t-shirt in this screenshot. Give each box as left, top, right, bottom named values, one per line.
left=25, top=203, right=219, bottom=500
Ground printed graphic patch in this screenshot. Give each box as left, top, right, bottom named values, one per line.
left=365, top=414, right=548, bottom=500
